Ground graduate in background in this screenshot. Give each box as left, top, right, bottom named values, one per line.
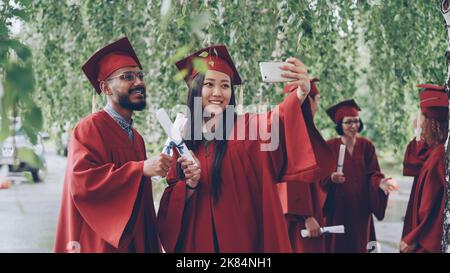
left=277, top=78, right=335, bottom=253
left=324, top=99, right=398, bottom=253
left=400, top=84, right=448, bottom=253
left=401, top=111, right=431, bottom=241
left=55, top=38, right=172, bottom=253
left=157, top=45, right=323, bottom=253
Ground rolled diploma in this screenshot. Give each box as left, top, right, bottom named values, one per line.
left=337, top=144, right=346, bottom=173
left=152, top=110, right=196, bottom=182
left=156, top=109, right=196, bottom=164
left=301, top=225, right=345, bottom=238
left=151, top=138, right=174, bottom=182
left=160, top=113, right=189, bottom=156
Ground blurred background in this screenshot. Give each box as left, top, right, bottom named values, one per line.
left=0, top=0, right=447, bottom=252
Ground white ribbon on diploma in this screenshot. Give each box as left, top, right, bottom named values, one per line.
left=337, top=144, right=346, bottom=173
left=300, top=225, right=345, bottom=238
left=151, top=109, right=196, bottom=182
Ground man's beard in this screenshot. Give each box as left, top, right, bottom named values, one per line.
left=117, top=86, right=147, bottom=111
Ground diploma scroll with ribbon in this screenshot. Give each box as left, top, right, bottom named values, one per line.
left=300, top=225, right=345, bottom=238
left=151, top=109, right=197, bottom=182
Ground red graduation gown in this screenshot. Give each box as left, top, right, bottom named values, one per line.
left=325, top=137, right=388, bottom=253
left=280, top=181, right=329, bottom=253
left=54, top=110, right=161, bottom=253
left=401, top=139, right=431, bottom=239
left=157, top=92, right=321, bottom=253
left=401, top=143, right=445, bottom=253
left=277, top=100, right=336, bottom=253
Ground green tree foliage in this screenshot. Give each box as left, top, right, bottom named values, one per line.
left=358, top=0, right=446, bottom=156
left=26, top=0, right=447, bottom=160
left=1, top=0, right=43, bottom=168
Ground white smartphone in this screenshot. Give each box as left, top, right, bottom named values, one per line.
left=259, top=62, right=293, bottom=83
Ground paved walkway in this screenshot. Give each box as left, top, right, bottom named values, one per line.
left=0, top=150, right=65, bottom=252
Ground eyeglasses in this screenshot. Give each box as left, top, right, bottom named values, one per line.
left=342, top=119, right=360, bottom=126
left=106, top=71, right=145, bottom=82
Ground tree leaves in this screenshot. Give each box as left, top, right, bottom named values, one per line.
left=10, top=8, right=29, bottom=22
left=4, top=61, right=34, bottom=94
left=24, top=0, right=447, bottom=162
left=5, top=39, right=32, bottom=62
left=1, top=1, right=41, bottom=166
left=17, top=147, right=43, bottom=169
left=0, top=106, right=10, bottom=141
left=356, top=1, right=446, bottom=157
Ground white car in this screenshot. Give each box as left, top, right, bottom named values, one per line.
left=0, top=130, right=47, bottom=182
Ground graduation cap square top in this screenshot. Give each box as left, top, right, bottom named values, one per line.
left=326, top=99, right=361, bottom=124
left=417, top=84, right=449, bottom=120
left=175, top=45, right=242, bottom=86
left=82, top=37, right=142, bottom=94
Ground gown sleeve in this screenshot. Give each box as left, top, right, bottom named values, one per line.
left=157, top=150, right=189, bottom=253
left=252, top=91, right=325, bottom=183
left=364, top=140, right=388, bottom=221
left=403, top=138, right=429, bottom=177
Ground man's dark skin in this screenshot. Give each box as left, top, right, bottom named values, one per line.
left=99, top=65, right=172, bottom=177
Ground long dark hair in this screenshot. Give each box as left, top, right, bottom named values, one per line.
left=180, top=73, right=236, bottom=200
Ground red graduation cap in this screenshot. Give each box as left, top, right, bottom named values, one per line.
left=175, top=45, right=242, bottom=85
left=326, top=99, right=361, bottom=124
left=417, top=84, right=449, bottom=120
left=82, top=37, right=142, bottom=94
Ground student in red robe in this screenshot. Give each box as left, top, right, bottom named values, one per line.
left=400, top=84, right=448, bottom=253
left=324, top=99, right=398, bottom=253
left=401, top=113, right=432, bottom=240
left=277, top=78, right=336, bottom=253
left=54, top=37, right=172, bottom=253
left=157, top=45, right=322, bottom=253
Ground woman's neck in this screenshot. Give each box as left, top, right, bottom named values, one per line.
left=341, top=135, right=356, bottom=147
